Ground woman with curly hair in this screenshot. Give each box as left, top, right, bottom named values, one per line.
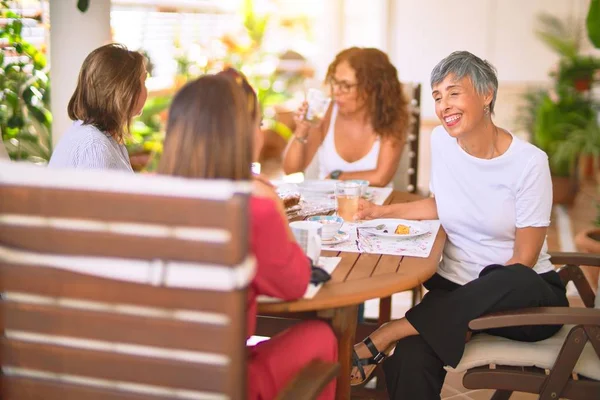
left=282, top=47, right=409, bottom=187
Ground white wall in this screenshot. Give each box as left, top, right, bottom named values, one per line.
left=385, top=0, right=599, bottom=193
left=49, top=0, right=111, bottom=146
left=390, top=0, right=596, bottom=121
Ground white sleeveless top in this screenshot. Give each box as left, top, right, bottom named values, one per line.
left=317, top=105, right=380, bottom=179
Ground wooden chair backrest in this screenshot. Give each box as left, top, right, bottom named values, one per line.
left=0, top=161, right=253, bottom=400
left=393, top=82, right=421, bottom=193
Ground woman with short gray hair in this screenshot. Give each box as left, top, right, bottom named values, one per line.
left=348, top=51, right=568, bottom=399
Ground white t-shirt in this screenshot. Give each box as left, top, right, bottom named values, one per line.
left=430, top=125, right=554, bottom=285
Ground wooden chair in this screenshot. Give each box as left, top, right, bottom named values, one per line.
left=452, top=252, right=600, bottom=399
left=395, top=82, right=422, bottom=195
left=0, top=161, right=338, bottom=400
left=397, top=83, right=423, bottom=307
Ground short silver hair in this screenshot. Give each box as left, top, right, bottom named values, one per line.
left=430, top=51, right=498, bottom=113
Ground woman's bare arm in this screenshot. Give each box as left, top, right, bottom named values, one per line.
left=332, top=136, right=404, bottom=187
left=354, top=197, right=438, bottom=221
left=282, top=102, right=329, bottom=174
left=505, top=227, right=547, bottom=267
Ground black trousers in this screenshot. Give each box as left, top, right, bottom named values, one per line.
left=382, top=264, right=569, bottom=400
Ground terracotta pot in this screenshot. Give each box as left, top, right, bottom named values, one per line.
left=579, top=154, right=596, bottom=180
left=575, top=228, right=600, bottom=253
left=129, top=151, right=152, bottom=172
left=551, top=175, right=579, bottom=206
left=574, top=228, right=600, bottom=292
left=573, top=78, right=592, bottom=92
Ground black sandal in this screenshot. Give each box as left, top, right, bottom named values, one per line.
left=350, top=337, right=391, bottom=386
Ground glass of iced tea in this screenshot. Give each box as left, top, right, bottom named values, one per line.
left=335, top=181, right=360, bottom=222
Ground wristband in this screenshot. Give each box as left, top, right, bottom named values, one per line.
left=294, top=135, right=308, bottom=144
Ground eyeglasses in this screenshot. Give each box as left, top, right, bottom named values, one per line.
left=328, top=77, right=358, bottom=94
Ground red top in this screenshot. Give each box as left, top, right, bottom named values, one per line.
left=247, top=196, right=311, bottom=338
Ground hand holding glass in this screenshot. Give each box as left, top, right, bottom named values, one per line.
left=304, top=88, right=331, bottom=122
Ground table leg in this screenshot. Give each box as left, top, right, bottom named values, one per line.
left=331, top=305, right=359, bottom=400
left=378, top=296, right=392, bottom=325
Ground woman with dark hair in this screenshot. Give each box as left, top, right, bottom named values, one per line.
left=158, top=73, right=337, bottom=400
left=49, top=43, right=147, bottom=171
left=283, top=47, right=409, bottom=187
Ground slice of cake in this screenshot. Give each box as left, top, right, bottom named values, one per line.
left=394, top=224, right=410, bottom=235
left=281, top=194, right=301, bottom=209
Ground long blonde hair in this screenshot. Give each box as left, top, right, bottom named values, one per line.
left=158, top=75, right=253, bottom=180
left=68, top=43, right=146, bottom=143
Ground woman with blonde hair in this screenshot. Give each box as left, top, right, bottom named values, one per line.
left=283, top=47, right=409, bottom=187
left=49, top=43, right=147, bottom=170
left=158, top=73, right=337, bottom=400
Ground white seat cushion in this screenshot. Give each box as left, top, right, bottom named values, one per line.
left=448, top=325, right=600, bottom=381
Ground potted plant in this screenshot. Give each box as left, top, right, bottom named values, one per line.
left=0, top=2, right=52, bottom=163
left=172, top=0, right=312, bottom=165
left=532, top=88, right=596, bottom=204
left=521, top=13, right=600, bottom=203
left=126, top=95, right=170, bottom=172
left=556, top=55, right=600, bottom=92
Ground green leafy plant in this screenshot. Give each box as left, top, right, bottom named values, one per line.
left=536, top=13, right=600, bottom=91
left=516, top=87, right=546, bottom=140
left=125, top=95, right=171, bottom=172
left=77, top=0, right=90, bottom=13
left=0, top=1, right=52, bottom=162
left=524, top=13, right=600, bottom=177
left=551, top=110, right=600, bottom=175
left=556, top=55, right=600, bottom=91
left=587, top=0, right=600, bottom=48
left=174, top=0, right=309, bottom=141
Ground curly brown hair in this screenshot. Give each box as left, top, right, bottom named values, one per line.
left=326, top=47, right=409, bottom=142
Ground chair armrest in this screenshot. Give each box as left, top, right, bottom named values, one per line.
left=469, top=307, right=600, bottom=330
left=549, top=252, right=600, bottom=267
left=276, top=360, right=340, bottom=400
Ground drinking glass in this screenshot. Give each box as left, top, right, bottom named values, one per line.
left=335, top=182, right=360, bottom=222
left=305, top=88, right=331, bottom=122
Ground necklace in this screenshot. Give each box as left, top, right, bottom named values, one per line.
left=459, top=126, right=498, bottom=159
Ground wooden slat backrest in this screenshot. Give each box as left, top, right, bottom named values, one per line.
left=392, top=82, right=422, bottom=193
left=407, top=83, right=422, bottom=194
left=0, top=161, right=253, bottom=400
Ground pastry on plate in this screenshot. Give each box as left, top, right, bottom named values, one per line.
left=281, top=194, right=301, bottom=209
left=394, top=224, right=410, bottom=235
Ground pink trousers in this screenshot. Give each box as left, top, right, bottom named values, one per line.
left=248, top=320, right=338, bottom=400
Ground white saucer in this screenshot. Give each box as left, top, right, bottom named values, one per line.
left=322, top=231, right=350, bottom=245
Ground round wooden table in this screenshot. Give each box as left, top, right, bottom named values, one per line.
left=258, top=191, right=446, bottom=400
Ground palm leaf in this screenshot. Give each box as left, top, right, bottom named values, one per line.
left=587, top=0, right=600, bottom=48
